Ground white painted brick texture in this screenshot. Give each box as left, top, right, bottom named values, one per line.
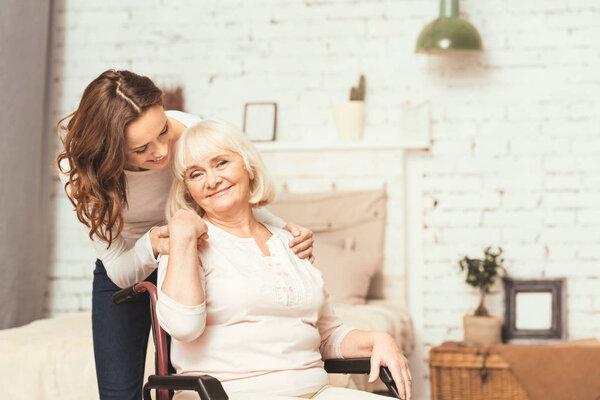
left=48, top=1, right=600, bottom=398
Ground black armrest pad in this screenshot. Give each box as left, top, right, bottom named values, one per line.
left=146, top=374, right=228, bottom=400
left=324, top=358, right=371, bottom=374
left=324, top=358, right=399, bottom=398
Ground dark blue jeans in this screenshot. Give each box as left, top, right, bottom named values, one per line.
left=92, top=259, right=157, bottom=400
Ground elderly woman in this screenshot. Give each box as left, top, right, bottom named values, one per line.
left=156, top=120, right=412, bottom=400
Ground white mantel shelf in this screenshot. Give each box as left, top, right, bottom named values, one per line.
left=254, top=138, right=431, bottom=152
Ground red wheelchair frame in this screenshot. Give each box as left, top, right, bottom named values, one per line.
left=113, top=282, right=400, bottom=400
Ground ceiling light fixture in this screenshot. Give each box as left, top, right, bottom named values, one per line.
left=415, top=0, right=483, bottom=54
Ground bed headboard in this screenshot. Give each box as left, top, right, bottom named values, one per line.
left=267, top=188, right=388, bottom=299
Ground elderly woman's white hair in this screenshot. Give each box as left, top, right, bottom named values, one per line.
left=166, top=119, right=275, bottom=220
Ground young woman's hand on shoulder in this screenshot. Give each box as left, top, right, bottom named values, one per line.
left=284, top=223, right=315, bottom=263
left=150, top=225, right=170, bottom=257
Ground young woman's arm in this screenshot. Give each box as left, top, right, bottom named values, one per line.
left=91, top=231, right=158, bottom=289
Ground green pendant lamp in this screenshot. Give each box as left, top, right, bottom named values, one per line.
left=415, top=0, right=483, bottom=54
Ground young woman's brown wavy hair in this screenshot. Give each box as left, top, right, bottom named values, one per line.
left=56, top=69, right=163, bottom=247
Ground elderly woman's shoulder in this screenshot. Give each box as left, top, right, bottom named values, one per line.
left=266, top=223, right=295, bottom=245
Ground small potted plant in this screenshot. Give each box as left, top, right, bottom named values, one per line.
left=458, top=247, right=507, bottom=347
left=333, top=75, right=366, bottom=141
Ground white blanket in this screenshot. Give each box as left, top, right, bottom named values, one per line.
left=0, top=303, right=413, bottom=399
left=0, top=312, right=98, bottom=399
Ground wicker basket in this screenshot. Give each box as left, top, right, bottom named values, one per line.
left=429, top=343, right=530, bottom=400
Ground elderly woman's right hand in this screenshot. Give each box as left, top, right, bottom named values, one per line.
left=151, top=210, right=208, bottom=256
left=169, top=210, right=208, bottom=241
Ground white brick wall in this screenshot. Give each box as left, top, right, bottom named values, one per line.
left=48, top=1, right=600, bottom=398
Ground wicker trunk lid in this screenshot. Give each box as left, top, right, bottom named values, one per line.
left=429, top=343, right=530, bottom=400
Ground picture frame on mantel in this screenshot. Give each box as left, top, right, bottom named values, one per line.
left=243, top=102, right=277, bottom=142
left=398, top=101, right=432, bottom=144
left=503, top=277, right=566, bottom=342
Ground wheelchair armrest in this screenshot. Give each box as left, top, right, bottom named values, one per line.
left=324, top=357, right=371, bottom=374
left=143, top=374, right=228, bottom=400
left=324, top=358, right=399, bottom=399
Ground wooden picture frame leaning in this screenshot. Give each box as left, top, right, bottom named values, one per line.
left=503, top=277, right=566, bottom=342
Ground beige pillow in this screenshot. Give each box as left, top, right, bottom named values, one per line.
left=314, top=242, right=380, bottom=305
left=268, top=189, right=387, bottom=299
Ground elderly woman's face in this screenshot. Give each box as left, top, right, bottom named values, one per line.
left=184, top=149, right=251, bottom=217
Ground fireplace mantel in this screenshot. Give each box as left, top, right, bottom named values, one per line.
left=255, top=138, right=430, bottom=152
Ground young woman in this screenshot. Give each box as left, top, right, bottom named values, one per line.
left=157, top=119, right=412, bottom=400
left=56, top=70, right=315, bottom=400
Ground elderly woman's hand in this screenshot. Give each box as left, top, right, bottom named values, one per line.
left=284, top=223, right=315, bottom=263
left=169, top=209, right=208, bottom=239
left=368, top=333, right=412, bottom=400
left=151, top=210, right=208, bottom=255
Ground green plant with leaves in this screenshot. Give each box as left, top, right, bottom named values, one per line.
left=458, top=247, right=507, bottom=317
left=349, top=75, right=366, bottom=101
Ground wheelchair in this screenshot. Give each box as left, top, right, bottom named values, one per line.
left=113, top=282, right=400, bottom=400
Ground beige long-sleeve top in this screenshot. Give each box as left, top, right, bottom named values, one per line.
left=156, top=220, right=354, bottom=398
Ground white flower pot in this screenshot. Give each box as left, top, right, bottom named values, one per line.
left=333, top=101, right=365, bottom=141
left=463, top=314, right=502, bottom=347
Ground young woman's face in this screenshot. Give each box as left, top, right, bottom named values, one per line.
left=184, top=149, right=252, bottom=218
left=124, top=105, right=174, bottom=171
